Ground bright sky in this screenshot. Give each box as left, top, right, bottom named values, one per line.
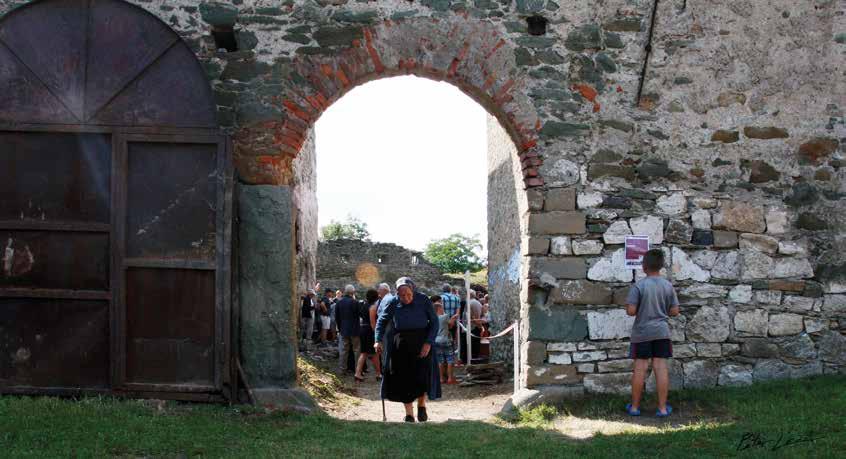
left=315, top=75, right=488, bottom=252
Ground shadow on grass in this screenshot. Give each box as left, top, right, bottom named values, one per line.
left=0, top=375, right=843, bottom=458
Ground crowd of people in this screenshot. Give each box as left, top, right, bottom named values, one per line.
left=299, top=279, right=493, bottom=422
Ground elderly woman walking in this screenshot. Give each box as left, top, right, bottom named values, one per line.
left=375, top=277, right=441, bottom=422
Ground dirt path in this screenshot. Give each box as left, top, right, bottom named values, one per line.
left=302, top=346, right=513, bottom=423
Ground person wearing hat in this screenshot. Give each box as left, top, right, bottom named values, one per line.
left=374, top=277, right=441, bottom=422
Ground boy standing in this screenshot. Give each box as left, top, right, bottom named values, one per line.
left=625, top=249, right=680, bottom=417
left=431, top=295, right=459, bottom=385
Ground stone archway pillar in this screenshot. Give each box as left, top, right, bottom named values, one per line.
left=238, top=184, right=313, bottom=409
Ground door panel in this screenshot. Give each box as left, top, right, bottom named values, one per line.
left=115, top=134, right=231, bottom=394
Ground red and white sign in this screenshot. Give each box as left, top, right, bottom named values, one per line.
left=624, top=236, right=650, bottom=269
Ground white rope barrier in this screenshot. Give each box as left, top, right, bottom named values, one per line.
left=457, top=321, right=516, bottom=340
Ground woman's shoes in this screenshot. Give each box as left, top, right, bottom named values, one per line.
left=404, top=415, right=415, bottom=423
left=417, top=406, right=428, bottom=422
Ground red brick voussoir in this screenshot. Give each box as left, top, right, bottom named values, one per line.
left=234, top=16, right=543, bottom=188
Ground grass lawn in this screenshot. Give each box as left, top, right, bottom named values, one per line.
left=0, top=375, right=843, bottom=458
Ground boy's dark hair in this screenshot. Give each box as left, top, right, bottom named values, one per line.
left=430, top=295, right=443, bottom=304
left=642, top=249, right=665, bottom=272
left=365, top=288, right=379, bottom=304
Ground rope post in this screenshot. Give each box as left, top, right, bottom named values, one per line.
left=513, top=319, right=520, bottom=393
left=464, top=270, right=472, bottom=366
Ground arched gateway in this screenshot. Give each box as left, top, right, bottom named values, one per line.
left=0, top=0, right=540, bottom=406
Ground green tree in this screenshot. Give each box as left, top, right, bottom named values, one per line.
left=320, top=215, right=371, bottom=241
left=424, top=233, right=485, bottom=274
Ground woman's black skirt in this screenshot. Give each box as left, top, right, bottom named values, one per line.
left=359, top=324, right=375, bottom=355
left=383, top=328, right=431, bottom=404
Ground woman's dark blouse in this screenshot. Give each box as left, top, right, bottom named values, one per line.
left=374, top=291, right=438, bottom=345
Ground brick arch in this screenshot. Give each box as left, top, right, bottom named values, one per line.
left=234, top=16, right=543, bottom=188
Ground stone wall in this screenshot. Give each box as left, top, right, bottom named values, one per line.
left=487, top=113, right=527, bottom=366
left=4, top=0, right=843, bottom=399
left=317, top=239, right=455, bottom=293
left=292, top=127, right=318, bottom=294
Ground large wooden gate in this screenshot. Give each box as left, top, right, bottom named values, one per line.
left=0, top=0, right=233, bottom=401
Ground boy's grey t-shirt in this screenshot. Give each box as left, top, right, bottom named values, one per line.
left=435, top=314, right=452, bottom=345
left=626, top=276, right=679, bottom=343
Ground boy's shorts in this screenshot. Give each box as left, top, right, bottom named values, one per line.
left=435, top=343, right=454, bottom=364
left=629, top=339, right=672, bottom=359
left=320, top=316, right=331, bottom=330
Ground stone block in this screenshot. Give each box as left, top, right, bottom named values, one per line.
left=550, top=280, right=613, bottom=305
left=739, top=233, right=779, bottom=254
left=577, top=363, right=595, bottom=373
left=500, top=386, right=585, bottom=415
left=818, top=331, right=846, bottom=363
left=722, top=343, right=740, bottom=355
left=769, top=280, right=806, bottom=293
left=588, top=249, right=634, bottom=282
left=526, top=237, right=550, bottom=255
left=550, top=236, right=572, bottom=255
left=529, top=257, right=586, bottom=280
left=741, top=338, right=779, bottom=358
left=772, top=258, right=814, bottom=279
left=755, top=290, right=783, bottom=305
left=547, top=342, right=577, bottom=352
left=713, top=230, right=739, bottom=248
left=753, top=359, right=791, bottom=381
left=572, top=350, right=608, bottom=362
left=671, top=247, right=711, bottom=282
left=597, top=359, right=633, bottom=373
left=713, top=202, right=766, bottom=233
left=251, top=388, right=316, bottom=412
left=683, top=360, right=719, bottom=388
left=691, top=209, right=712, bottom=230
left=681, top=284, right=728, bottom=300
left=711, top=251, right=740, bottom=281
left=740, top=250, right=774, bottom=281
left=665, top=219, right=693, bottom=244
left=734, top=309, right=768, bottom=336
left=718, top=364, right=753, bottom=386
left=778, top=334, right=816, bottom=362
left=525, top=364, right=581, bottom=387
left=768, top=313, right=804, bottom=336
left=687, top=306, right=731, bottom=342
left=691, top=230, right=714, bottom=246
left=578, top=191, right=604, bottom=209
left=766, top=209, right=790, bottom=234
left=587, top=309, right=634, bottom=340
left=804, top=318, right=827, bottom=334
left=529, top=211, right=586, bottom=235
left=584, top=372, right=632, bottom=394
left=697, top=343, right=722, bottom=357
left=729, top=285, right=753, bottom=303
left=524, top=340, right=547, bottom=365
left=778, top=240, right=807, bottom=256
left=239, top=185, right=298, bottom=389
left=526, top=188, right=545, bottom=211
left=602, top=220, right=631, bottom=244
left=646, top=359, right=684, bottom=393
left=783, top=295, right=815, bottom=312
left=791, top=362, right=823, bottom=379
left=630, top=215, right=664, bottom=244
left=527, top=306, right=588, bottom=341
left=656, top=193, right=686, bottom=215
left=572, top=239, right=604, bottom=255
left=544, top=188, right=576, bottom=211
left=656, top=309, right=681, bottom=340
left=548, top=352, right=572, bottom=365
left=674, top=343, right=696, bottom=358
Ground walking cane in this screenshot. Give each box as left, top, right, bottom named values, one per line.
left=381, top=398, right=387, bottom=422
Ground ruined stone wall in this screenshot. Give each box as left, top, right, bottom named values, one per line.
left=292, top=127, right=318, bottom=294
left=317, top=239, right=454, bottom=293
left=4, top=0, right=843, bottom=398
left=487, top=113, right=527, bottom=365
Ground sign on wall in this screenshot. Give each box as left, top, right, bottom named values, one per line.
left=624, top=236, right=650, bottom=269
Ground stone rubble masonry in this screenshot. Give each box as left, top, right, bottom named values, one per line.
left=22, top=0, right=843, bottom=399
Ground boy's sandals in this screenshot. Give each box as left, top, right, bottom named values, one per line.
left=625, top=403, right=641, bottom=416
left=656, top=405, right=673, bottom=418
